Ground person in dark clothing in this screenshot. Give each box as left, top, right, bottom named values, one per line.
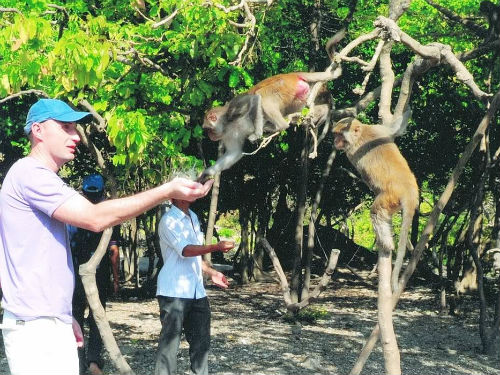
left=70, top=174, right=120, bottom=375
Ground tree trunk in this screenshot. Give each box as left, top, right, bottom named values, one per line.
left=377, top=249, right=401, bottom=375
left=291, top=125, right=310, bottom=303
left=80, top=228, right=134, bottom=375
left=75, top=120, right=134, bottom=373
left=238, top=209, right=251, bottom=284
left=141, top=214, right=156, bottom=282
left=204, top=143, right=223, bottom=265
left=123, top=219, right=138, bottom=283
left=490, top=169, right=500, bottom=249
left=303, top=147, right=337, bottom=301
left=467, top=139, right=500, bottom=354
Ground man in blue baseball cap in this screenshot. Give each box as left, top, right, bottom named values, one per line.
left=0, top=98, right=214, bottom=375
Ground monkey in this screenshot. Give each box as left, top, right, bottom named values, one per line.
left=198, top=28, right=346, bottom=182
left=480, top=1, right=500, bottom=42
left=244, top=71, right=339, bottom=133
left=198, top=94, right=264, bottom=182
left=199, top=70, right=340, bottom=182
left=332, top=114, right=419, bottom=292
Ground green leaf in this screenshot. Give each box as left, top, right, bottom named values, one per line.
left=228, top=70, right=240, bottom=88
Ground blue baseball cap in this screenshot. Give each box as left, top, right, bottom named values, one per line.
left=82, top=174, right=104, bottom=193
left=25, top=99, right=92, bottom=135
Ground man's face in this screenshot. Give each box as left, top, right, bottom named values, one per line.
left=172, top=198, right=191, bottom=211
left=33, top=119, right=81, bottom=166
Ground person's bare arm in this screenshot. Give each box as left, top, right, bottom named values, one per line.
left=182, top=240, right=234, bottom=257
left=53, top=178, right=213, bottom=232
left=202, top=261, right=229, bottom=289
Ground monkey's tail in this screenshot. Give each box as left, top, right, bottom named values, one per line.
left=325, top=29, right=346, bottom=61
left=392, top=204, right=416, bottom=292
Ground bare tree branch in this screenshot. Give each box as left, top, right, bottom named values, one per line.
left=259, top=238, right=294, bottom=307
left=47, top=3, right=69, bottom=40
left=260, top=238, right=340, bottom=313
left=334, top=35, right=498, bottom=120
left=152, top=8, right=178, bottom=29
left=0, top=7, right=23, bottom=15
left=389, top=0, right=411, bottom=21
left=425, top=0, right=488, bottom=39
left=230, top=1, right=257, bottom=66
left=79, top=99, right=106, bottom=132
left=211, top=0, right=247, bottom=12
left=378, top=41, right=395, bottom=124
left=374, top=16, right=491, bottom=100
left=0, top=90, right=49, bottom=104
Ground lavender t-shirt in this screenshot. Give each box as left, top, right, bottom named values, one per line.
left=0, top=157, right=78, bottom=323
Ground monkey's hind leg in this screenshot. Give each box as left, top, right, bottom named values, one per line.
left=248, top=94, right=264, bottom=141
left=261, top=102, right=291, bottom=132
left=370, top=207, right=395, bottom=256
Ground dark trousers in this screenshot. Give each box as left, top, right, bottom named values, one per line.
left=72, top=271, right=109, bottom=373
left=155, top=296, right=211, bottom=375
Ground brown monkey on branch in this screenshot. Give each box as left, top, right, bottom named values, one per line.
left=199, top=29, right=346, bottom=182
left=199, top=70, right=338, bottom=182
left=332, top=113, right=418, bottom=291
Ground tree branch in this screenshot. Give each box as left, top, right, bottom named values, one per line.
left=260, top=238, right=340, bottom=313
left=425, top=0, right=488, bottom=39
left=0, top=89, right=49, bottom=103
left=374, top=16, right=491, bottom=101
left=152, top=8, right=178, bottom=29
left=0, top=7, right=23, bottom=15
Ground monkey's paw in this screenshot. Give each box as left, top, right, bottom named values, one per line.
left=248, top=133, right=262, bottom=142
left=196, top=171, right=213, bottom=184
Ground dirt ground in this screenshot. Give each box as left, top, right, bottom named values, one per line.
left=1, top=268, right=499, bottom=375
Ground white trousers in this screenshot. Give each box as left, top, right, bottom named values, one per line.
left=1, top=310, right=79, bottom=375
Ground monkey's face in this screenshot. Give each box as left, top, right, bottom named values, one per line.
left=333, top=118, right=363, bottom=151
left=333, top=121, right=353, bottom=150
left=203, top=107, right=226, bottom=141
left=333, top=126, right=347, bottom=150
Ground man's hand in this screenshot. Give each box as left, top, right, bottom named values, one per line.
left=72, top=317, right=84, bottom=348
left=218, top=240, right=235, bottom=253
left=164, top=177, right=214, bottom=202
left=211, top=271, right=229, bottom=289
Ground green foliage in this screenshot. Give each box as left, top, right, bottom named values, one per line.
left=0, top=0, right=259, bottom=185
left=283, top=305, right=332, bottom=323
left=346, top=201, right=375, bottom=249
left=1, top=1, right=499, bottom=293
left=218, top=227, right=235, bottom=238
left=216, top=211, right=240, bottom=239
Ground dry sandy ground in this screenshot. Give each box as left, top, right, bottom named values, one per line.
left=1, top=268, right=499, bottom=374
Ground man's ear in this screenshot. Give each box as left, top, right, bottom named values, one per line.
left=30, top=122, right=43, bottom=140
